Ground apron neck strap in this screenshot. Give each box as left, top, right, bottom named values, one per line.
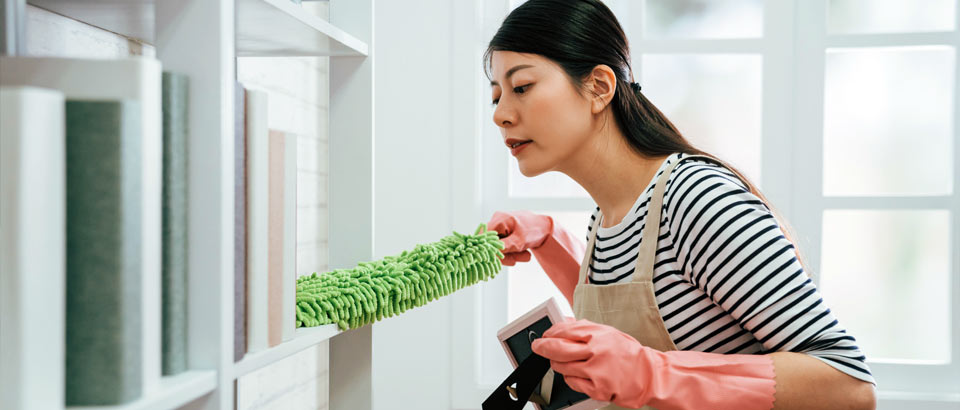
left=577, top=153, right=721, bottom=285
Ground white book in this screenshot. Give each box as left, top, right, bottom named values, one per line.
left=0, top=86, right=66, bottom=410
left=245, top=88, right=270, bottom=353
left=0, top=56, right=163, bottom=395
left=282, top=132, right=298, bottom=342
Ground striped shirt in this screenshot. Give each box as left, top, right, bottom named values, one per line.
left=585, top=152, right=875, bottom=385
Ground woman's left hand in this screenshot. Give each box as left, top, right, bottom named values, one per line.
left=531, top=318, right=778, bottom=410
left=531, top=318, right=657, bottom=407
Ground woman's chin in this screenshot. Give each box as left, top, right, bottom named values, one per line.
left=517, top=162, right=547, bottom=178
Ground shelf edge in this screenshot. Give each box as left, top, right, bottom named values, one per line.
left=231, top=324, right=342, bottom=379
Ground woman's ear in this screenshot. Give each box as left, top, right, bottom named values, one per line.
left=587, top=64, right=618, bottom=114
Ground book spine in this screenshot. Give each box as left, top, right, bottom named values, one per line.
left=267, top=130, right=285, bottom=347
left=245, top=89, right=270, bottom=353
left=282, top=132, right=298, bottom=341
left=65, top=99, right=143, bottom=405
left=0, top=57, right=164, bottom=395
left=161, top=72, right=189, bottom=375
left=234, top=81, right=248, bottom=362
left=0, top=86, right=66, bottom=410
left=141, top=61, right=163, bottom=396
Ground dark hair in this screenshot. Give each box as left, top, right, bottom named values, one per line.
left=483, top=0, right=809, bottom=273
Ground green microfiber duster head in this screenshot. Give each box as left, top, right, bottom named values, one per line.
left=296, top=223, right=506, bottom=330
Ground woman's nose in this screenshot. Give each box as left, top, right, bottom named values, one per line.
left=492, top=102, right=515, bottom=127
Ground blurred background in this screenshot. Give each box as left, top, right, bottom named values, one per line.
left=3, top=0, right=957, bottom=409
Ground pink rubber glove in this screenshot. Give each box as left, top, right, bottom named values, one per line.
left=486, top=211, right=585, bottom=307
left=531, top=319, right=776, bottom=410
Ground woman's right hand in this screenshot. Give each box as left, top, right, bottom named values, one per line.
left=486, top=210, right=554, bottom=266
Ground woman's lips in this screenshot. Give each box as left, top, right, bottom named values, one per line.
left=510, top=140, right=532, bottom=156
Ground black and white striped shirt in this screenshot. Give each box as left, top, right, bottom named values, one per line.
left=585, top=152, right=875, bottom=385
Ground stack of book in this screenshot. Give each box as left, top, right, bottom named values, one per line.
left=0, top=56, right=300, bottom=407
left=236, top=84, right=299, bottom=360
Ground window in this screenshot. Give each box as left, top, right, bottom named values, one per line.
left=452, top=0, right=960, bottom=407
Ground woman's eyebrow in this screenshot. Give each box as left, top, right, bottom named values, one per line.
left=490, top=64, right=534, bottom=86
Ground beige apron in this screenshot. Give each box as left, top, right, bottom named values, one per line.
left=569, top=154, right=716, bottom=410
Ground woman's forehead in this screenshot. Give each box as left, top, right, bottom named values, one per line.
left=490, top=52, right=556, bottom=85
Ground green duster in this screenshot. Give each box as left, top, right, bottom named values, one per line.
left=296, top=223, right=506, bottom=330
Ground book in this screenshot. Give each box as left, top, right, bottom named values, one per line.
left=64, top=99, right=143, bottom=405
left=161, top=72, right=189, bottom=375
left=0, top=56, right=163, bottom=395
left=234, top=81, right=248, bottom=362
left=0, top=86, right=66, bottom=410
left=245, top=88, right=270, bottom=353
left=282, top=132, right=298, bottom=342
left=267, top=130, right=285, bottom=347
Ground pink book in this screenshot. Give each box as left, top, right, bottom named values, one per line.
left=267, top=130, right=285, bottom=347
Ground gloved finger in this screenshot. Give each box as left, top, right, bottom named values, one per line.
left=548, top=359, right=591, bottom=380
left=511, top=250, right=532, bottom=263
left=498, top=235, right=524, bottom=254
left=542, top=319, right=597, bottom=342
left=500, top=250, right=530, bottom=266
left=486, top=211, right=515, bottom=237
left=531, top=337, right=592, bottom=362
left=563, top=376, right=611, bottom=402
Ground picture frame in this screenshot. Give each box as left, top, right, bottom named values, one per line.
left=496, top=297, right=609, bottom=410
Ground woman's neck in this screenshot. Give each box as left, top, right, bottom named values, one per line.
left=558, top=126, right=669, bottom=229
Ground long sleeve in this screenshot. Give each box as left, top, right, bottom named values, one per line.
left=663, top=159, right=876, bottom=385
left=530, top=217, right=586, bottom=308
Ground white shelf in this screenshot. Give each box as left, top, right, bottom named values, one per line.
left=237, top=0, right=368, bottom=56
left=66, top=370, right=217, bottom=410
left=25, top=0, right=368, bottom=57
left=232, top=324, right=342, bottom=379
left=26, top=0, right=154, bottom=44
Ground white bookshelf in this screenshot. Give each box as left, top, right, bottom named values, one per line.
left=6, top=0, right=374, bottom=409
left=231, top=325, right=341, bottom=379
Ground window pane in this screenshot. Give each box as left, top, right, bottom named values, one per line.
left=823, top=47, right=954, bottom=196
left=644, top=0, right=763, bottom=39
left=507, top=211, right=589, bottom=322
left=828, top=0, right=956, bottom=34
left=820, top=210, right=951, bottom=363
left=641, top=53, right=763, bottom=187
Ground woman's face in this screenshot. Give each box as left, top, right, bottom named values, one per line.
left=490, top=51, right=596, bottom=177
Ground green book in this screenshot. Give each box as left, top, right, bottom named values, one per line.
left=161, top=72, right=189, bottom=375
left=65, top=99, right=143, bottom=405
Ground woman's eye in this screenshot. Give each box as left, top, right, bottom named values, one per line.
left=491, top=84, right=530, bottom=106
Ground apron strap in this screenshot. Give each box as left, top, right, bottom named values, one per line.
left=577, top=209, right=604, bottom=285
left=577, top=153, right=731, bottom=285
left=633, top=154, right=711, bottom=282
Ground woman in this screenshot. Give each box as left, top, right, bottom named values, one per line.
left=484, top=1, right=877, bottom=409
